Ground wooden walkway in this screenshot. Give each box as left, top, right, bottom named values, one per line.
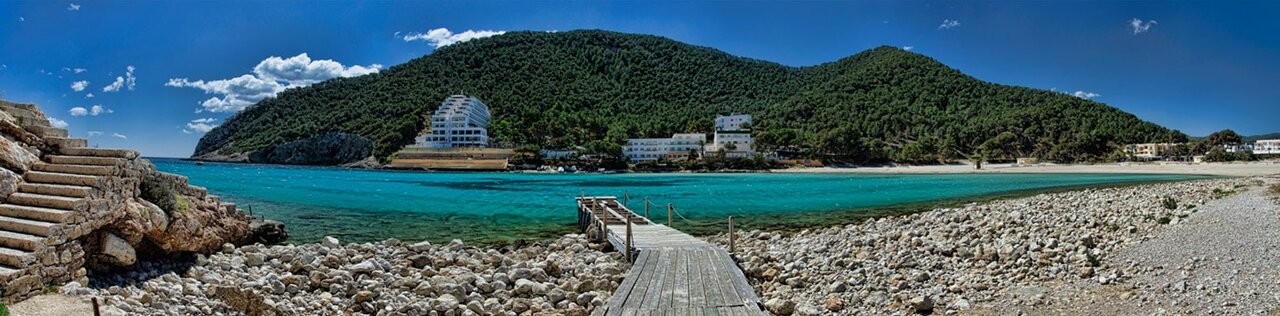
left=577, top=197, right=766, bottom=315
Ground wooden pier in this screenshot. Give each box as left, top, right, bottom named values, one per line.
left=577, top=196, right=766, bottom=315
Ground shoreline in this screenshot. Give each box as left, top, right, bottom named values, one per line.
left=176, top=156, right=1280, bottom=177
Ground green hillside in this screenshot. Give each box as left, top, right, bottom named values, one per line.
left=195, top=30, right=1184, bottom=164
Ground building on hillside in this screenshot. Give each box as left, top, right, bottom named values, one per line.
left=704, top=114, right=755, bottom=158
left=1255, top=139, right=1280, bottom=155
left=623, top=133, right=706, bottom=162
left=414, top=94, right=491, bottom=148
left=1224, top=143, right=1253, bottom=153
left=1124, top=143, right=1179, bottom=159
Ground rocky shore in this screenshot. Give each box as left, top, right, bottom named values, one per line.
left=704, top=178, right=1263, bottom=315
left=62, top=234, right=627, bottom=315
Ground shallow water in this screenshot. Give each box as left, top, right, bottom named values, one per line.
left=150, top=158, right=1209, bottom=244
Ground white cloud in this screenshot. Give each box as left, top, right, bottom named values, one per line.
left=63, top=67, right=87, bottom=74
left=1129, top=18, right=1157, bottom=35
left=102, top=76, right=125, bottom=92
left=48, top=117, right=69, bottom=128
left=67, top=3, right=80, bottom=11
left=184, top=118, right=220, bottom=133
left=18, top=17, right=24, bottom=22
left=68, top=104, right=111, bottom=116
left=938, top=19, right=961, bottom=30
left=87, top=131, right=103, bottom=137
left=253, top=53, right=381, bottom=87
left=167, top=53, right=381, bottom=113
left=402, top=28, right=505, bottom=48
left=902, top=46, right=914, bottom=51
left=1072, top=90, right=1101, bottom=99
left=101, top=66, right=136, bottom=92
left=70, top=80, right=89, bottom=92
left=111, top=133, right=127, bottom=139
left=85, top=93, right=94, bottom=98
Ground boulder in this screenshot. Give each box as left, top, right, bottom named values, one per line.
left=249, top=219, right=288, bottom=245
left=98, top=232, right=137, bottom=267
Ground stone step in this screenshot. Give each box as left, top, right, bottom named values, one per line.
left=58, top=148, right=138, bottom=159
left=18, top=183, right=92, bottom=198
left=0, top=230, right=42, bottom=252
left=45, top=137, right=88, bottom=149
left=0, top=204, right=72, bottom=223
left=0, top=264, right=17, bottom=278
left=0, top=216, right=52, bottom=237
left=32, top=162, right=114, bottom=176
left=0, top=104, right=47, bottom=126
left=6, top=193, right=82, bottom=210
left=25, top=171, right=100, bottom=187
left=45, top=155, right=127, bottom=167
left=27, top=125, right=68, bottom=138
left=0, top=246, right=32, bottom=268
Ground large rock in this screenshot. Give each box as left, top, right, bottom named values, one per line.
left=0, top=136, right=39, bottom=173
left=249, top=219, right=288, bottom=245
left=98, top=232, right=137, bottom=267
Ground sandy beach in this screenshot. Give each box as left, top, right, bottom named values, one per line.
left=775, top=161, right=1280, bottom=177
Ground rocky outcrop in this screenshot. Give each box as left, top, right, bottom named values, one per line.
left=0, top=99, right=261, bottom=303
left=194, top=132, right=373, bottom=166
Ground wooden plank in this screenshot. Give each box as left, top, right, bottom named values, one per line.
left=710, top=249, right=747, bottom=308
left=672, top=248, right=689, bottom=308
left=608, top=250, right=652, bottom=314
left=622, top=250, right=661, bottom=310
left=687, top=248, right=707, bottom=309
left=658, top=248, right=677, bottom=310
left=640, top=249, right=671, bottom=310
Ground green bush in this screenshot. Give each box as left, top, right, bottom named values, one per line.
left=1162, top=196, right=1178, bottom=210
left=140, top=178, right=178, bottom=214
left=1, top=302, right=8, bottom=316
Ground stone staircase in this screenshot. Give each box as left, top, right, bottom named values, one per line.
left=0, top=101, right=137, bottom=295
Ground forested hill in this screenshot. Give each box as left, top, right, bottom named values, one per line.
left=194, top=30, right=1184, bottom=164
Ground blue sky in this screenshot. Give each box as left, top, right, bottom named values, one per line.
left=1, top=1, right=1277, bottom=157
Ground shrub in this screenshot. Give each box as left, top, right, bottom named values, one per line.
left=174, top=194, right=190, bottom=215
left=1, top=303, right=8, bottom=316
left=140, top=178, right=178, bottom=214
left=1157, top=216, right=1172, bottom=225
left=1162, top=196, right=1178, bottom=210
left=1268, top=183, right=1280, bottom=197
left=1212, top=188, right=1234, bottom=199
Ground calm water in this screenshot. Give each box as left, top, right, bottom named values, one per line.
left=150, top=158, right=1209, bottom=244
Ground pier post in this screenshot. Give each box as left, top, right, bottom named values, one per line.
left=728, top=216, right=736, bottom=254
left=668, top=203, right=674, bottom=226
left=626, top=216, right=634, bottom=262
left=623, top=190, right=628, bottom=206
left=644, top=197, right=650, bottom=219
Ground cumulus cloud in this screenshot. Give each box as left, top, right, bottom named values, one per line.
left=68, top=105, right=111, bottom=116
left=49, top=117, right=69, bottom=128
left=67, top=3, right=80, bottom=11
left=70, top=80, right=89, bottom=92
left=1072, top=91, right=1101, bottom=99
left=167, top=53, right=381, bottom=113
left=402, top=28, right=505, bottom=48
left=85, top=93, right=94, bottom=99
left=253, top=53, right=381, bottom=87
left=87, top=131, right=103, bottom=137
left=184, top=118, right=220, bottom=133
left=938, top=19, right=961, bottom=30
left=1129, top=18, right=1157, bottom=35
left=62, top=67, right=87, bottom=74
left=18, top=17, right=24, bottom=22
left=112, top=133, right=127, bottom=139
left=902, top=46, right=914, bottom=51
left=102, top=66, right=136, bottom=92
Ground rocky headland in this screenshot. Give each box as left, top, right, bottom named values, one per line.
left=704, top=177, right=1276, bottom=315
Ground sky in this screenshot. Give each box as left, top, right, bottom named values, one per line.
left=1, top=1, right=1277, bottom=157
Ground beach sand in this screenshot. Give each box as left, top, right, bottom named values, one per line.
left=774, top=161, right=1280, bottom=177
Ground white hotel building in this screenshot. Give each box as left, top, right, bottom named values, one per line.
left=704, top=114, right=755, bottom=158
left=623, top=133, right=706, bottom=162
left=415, top=95, right=492, bottom=148
left=1256, top=139, right=1280, bottom=155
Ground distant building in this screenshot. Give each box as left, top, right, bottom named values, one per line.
left=1256, top=139, right=1280, bottom=155
left=704, top=114, right=755, bottom=158
left=1224, top=143, right=1253, bottom=153
left=623, top=133, right=706, bottom=162
left=1124, top=143, right=1179, bottom=159
left=414, top=95, right=491, bottom=148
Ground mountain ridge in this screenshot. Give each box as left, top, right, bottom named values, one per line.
left=194, top=29, right=1184, bottom=164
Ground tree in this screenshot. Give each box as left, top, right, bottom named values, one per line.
left=1203, top=129, right=1243, bottom=147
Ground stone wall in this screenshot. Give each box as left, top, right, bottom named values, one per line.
left=0, top=100, right=256, bottom=303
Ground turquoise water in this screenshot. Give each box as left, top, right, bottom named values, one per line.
left=149, top=158, right=1209, bottom=244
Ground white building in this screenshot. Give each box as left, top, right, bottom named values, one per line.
left=623, top=133, right=706, bottom=162
left=1256, top=139, right=1280, bottom=155
left=705, top=114, right=755, bottom=158
left=415, top=95, right=491, bottom=148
